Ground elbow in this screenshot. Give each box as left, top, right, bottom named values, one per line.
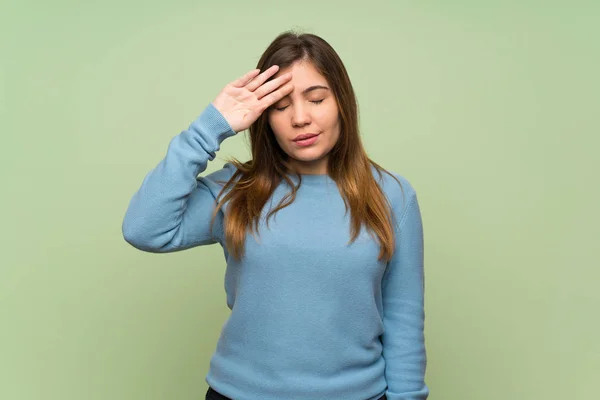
left=122, top=219, right=149, bottom=251
left=121, top=217, right=179, bottom=253
left=122, top=216, right=162, bottom=253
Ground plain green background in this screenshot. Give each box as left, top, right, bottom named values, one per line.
left=2, top=1, right=598, bottom=399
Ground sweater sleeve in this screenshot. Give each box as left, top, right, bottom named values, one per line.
left=121, top=102, right=237, bottom=253
left=381, top=183, right=429, bottom=399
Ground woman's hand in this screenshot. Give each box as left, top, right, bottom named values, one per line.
left=212, top=65, right=293, bottom=133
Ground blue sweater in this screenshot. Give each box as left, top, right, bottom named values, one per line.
left=122, top=103, right=429, bottom=400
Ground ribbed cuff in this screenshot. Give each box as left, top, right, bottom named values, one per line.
left=190, top=102, right=238, bottom=145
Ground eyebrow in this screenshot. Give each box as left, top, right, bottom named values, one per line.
left=301, top=85, right=329, bottom=94
left=281, top=85, right=329, bottom=99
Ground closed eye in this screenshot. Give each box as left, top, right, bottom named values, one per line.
left=274, top=99, right=324, bottom=112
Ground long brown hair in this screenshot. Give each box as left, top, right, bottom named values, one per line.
left=210, top=30, right=403, bottom=262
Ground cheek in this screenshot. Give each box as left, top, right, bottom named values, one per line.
left=268, top=115, right=287, bottom=144
left=267, top=114, right=279, bottom=132
left=269, top=113, right=287, bottom=129
left=316, top=107, right=340, bottom=131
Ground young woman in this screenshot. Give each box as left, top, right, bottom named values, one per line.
left=122, top=31, right=428, bottom=400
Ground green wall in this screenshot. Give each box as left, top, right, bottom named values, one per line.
left=2, top=1, right=598, bottom=399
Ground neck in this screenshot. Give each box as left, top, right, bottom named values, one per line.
left=284, top=158, right=328, bottom=176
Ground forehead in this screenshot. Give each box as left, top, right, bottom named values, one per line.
left=274, top=61, right=328, bottom=87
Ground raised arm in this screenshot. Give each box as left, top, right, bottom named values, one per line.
left=122, top=65, right=294, bottom=253
left=121, top=103, right=237, bottom=252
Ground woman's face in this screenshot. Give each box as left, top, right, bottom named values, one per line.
left=267, top=61, right=341, bottom=175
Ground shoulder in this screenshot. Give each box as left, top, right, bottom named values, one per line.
left=370, top=164, right=419, bottom=224
left=196, top=161, right=240, bottom=197
left=203, top=161, right=238, bottom=182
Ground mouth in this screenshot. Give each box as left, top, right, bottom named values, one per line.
left=293, top=133, right=320, bottom=147
left=293, top=133, right=320, bottom=142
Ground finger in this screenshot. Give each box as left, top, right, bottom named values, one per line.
left=245, top=65, right=280, bottom=92
left=259, top=83, right=294, bottom=109
left=254, top=73, right=292, bottom=100
left=231, top=68, right=261, bottom=88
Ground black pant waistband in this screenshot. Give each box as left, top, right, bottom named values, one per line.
left=206, top=386, right=387, bottom=400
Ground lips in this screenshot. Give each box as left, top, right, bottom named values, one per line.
left=293, top=133, right=319, bottom=141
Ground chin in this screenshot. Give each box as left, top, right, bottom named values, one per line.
left=290, top=150, right=324, bottom=162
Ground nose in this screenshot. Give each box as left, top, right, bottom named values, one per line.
left=291, top=103, right=311, bottom=127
